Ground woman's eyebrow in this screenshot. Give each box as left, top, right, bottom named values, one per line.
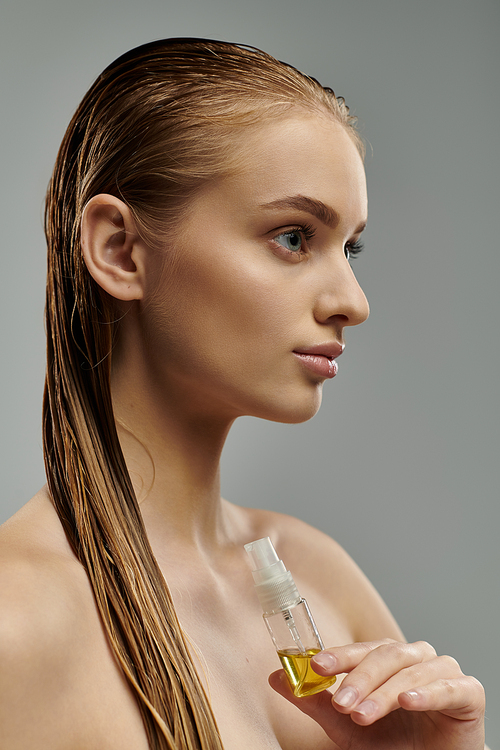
left=259, top=195, right=340, bottom=230
left=259, top=194, right=367, bottom=235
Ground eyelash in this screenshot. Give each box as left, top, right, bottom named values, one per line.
left=345, top=239, right=365, bottom=260
left=272, top=224, right=365, bottom=262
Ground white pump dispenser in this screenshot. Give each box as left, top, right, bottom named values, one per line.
left=244, top=536, right=301, bottom=614
left=245, top=537, right=337, bottom=697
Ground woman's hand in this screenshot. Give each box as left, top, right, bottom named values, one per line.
left=269, top=639, right=486, bottom=750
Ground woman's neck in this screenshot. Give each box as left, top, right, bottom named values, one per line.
left=111, top=345, right=235, bottom=555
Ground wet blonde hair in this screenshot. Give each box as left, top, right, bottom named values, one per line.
left=43, top=38, right=362, bottom=749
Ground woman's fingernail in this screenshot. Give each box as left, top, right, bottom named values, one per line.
left=311, top=652, right=337, bottom=672
left=354, top=700, right=377, bottom=718
left=404, top=690, right=420, bottom=702
left=333, top=687, right=358, bottom=708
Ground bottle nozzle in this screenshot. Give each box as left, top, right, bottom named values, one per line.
left=244, top=537, right=301, bottom=614
left=245, top=537, right=280, bottom=571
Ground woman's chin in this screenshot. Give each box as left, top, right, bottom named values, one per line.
left=251, top=385, right=324, bottom=425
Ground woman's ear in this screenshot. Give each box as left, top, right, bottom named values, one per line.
left=80, top=194, right=146, bottom=301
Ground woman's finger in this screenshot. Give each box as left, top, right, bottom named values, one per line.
left=311, top=639, right=436, bottom=678
left=334, top=656, right=463, bottom=724
left=398, top=675, right=486, bottom=718
left=311, top=640, right=438, bottom=715
left=345, top=655, right=466, bottom=726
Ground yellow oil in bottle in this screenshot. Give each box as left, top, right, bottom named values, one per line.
left=278, top=648, right=337, bottom=697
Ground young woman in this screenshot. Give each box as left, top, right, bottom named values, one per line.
left=0, top=38, right=486, bottom=750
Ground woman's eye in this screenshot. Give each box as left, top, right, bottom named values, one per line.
left=274, top=230, right=303, bottom=253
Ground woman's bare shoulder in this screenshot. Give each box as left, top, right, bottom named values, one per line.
left=0, top=488, right=92, bottom=747
left=0, top=486, right=82, bottom=604
left=0, top=486, right=83, bottom=594
left=0, top=487, right=93, bottom=653
left=230, top=502, right=403, bottom=643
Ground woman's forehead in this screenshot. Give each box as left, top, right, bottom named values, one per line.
left=198, top=114, right=367, bottom=227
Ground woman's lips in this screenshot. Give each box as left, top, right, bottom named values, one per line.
left=293, top=352, right=338, bottom=378
left=293, top=343, right=344, bottom=379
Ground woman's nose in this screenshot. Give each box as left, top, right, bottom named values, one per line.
left=313, top=262, right=370, bottom=328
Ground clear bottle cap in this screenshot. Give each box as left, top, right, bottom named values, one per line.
left=244, top=537, right=301, bottom=614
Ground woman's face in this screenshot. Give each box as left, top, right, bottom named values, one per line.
left=142, top=113, right=369, bottom=425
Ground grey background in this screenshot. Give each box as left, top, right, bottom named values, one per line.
left=1, top=0, right=498, bottom=744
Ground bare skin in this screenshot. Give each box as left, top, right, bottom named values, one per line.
left=0, top=114, right=486, bottom=748
left=0, top=487, right=400, bottom=750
